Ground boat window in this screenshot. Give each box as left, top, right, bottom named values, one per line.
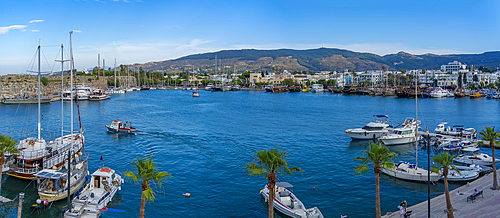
left=362, top=126, right=383, bottom=131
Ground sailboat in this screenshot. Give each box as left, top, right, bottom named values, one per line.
left=4, top=39, right=84, bottom=180
left=192, top=68, right=200, bottom=97
left=381, top=70, right=440, bottom=182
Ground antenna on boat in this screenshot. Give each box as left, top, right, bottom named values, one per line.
left=415, top=69, right=418, bottom=168
left=37, top=44, right=41, bottom=140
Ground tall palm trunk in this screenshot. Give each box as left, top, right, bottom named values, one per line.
left=267, top=172, right=276, bottom=218
left=139, top=194, right=146, bottom=218
left=374, top=164, right=381, bottom=218
left=0, top=162, right=3, bottom=192
left=443, top=171, right=454, bottom=218
left=139, top=180, right=148, bottom=218
left=375, top=172, right=381, bottom=218
left=491, top=139, right=499, bottom=190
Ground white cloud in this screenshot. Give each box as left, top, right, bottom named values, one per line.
left=28, top=20, right=44, bottom=23
left=31, top=30, right=40, bottom=32
left=73, top=30, right=82, bottom=33
left=0, top=25, right=27, bottom=34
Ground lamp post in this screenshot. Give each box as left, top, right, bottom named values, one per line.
left=426, top=127, right=430, bottom=218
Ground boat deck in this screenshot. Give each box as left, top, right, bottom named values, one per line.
left=0, top=196, right=12, bottom=205
left=383, top=168, right=500, bottom=218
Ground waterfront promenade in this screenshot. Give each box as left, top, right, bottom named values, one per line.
left=383, top=168, right=500, bottom=218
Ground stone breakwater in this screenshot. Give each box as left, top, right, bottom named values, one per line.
left=0, top=74, right=136, bottom=98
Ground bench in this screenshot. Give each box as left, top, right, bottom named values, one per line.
left=467, top=190, right=484, bottom=202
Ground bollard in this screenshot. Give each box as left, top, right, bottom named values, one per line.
left=17, top=192, right=24, bottom=218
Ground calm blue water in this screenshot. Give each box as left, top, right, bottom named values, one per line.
left=1, top=90, right=499, bottom=218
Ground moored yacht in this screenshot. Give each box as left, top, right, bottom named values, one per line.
left=311, top=84, right=324, bottom=93
left=344, top=115, right=392, bottom=140
left=453, top=147, right=499, bottom=166
left=382, top=162, right=441, bottom=182
left=379, top=127, right=417, bottom=145
left=430, top=87, right=449, bottom=98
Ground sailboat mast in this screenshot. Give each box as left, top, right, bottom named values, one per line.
left=61, top=44, right=64, bottom=141
left=70, top=32, right=74, bottom=136
left=114, top=58, right=117, bottom=88
left=37, top=45, right=41, bottom=140
left=415, top=70, right=418, bottom=167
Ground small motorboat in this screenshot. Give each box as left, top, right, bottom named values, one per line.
left=453, top=147, right=499, bottom=166
left=64, top=166, right=123, bottom=218
left=105, top=120, right=137, bottom=134
left=192, top=91, right=200, bottom=97
left=442, top=169, right=479, bottom=182
left=434, top=122, right=449, bottom=134
left=261, top=182, right=324, bottom=218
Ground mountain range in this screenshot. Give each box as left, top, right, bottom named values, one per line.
left=127, top=48, right=500, bottom=73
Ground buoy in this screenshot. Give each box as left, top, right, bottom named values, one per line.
left=44, top=199, right=49, bottom=206
left=36, top=199, right=41, bottom=204
left=260, top=190, right=263, bottom=193
left=183, top=193, right=191, bottom=197
left=313, top=187, right=315, bottom=191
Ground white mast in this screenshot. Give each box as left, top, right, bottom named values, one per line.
left=61, top=44, right=64, bottom=140
left=114, top=58, right=117, bottom=88
left=70, top=31, right=74, bottom=136
left=415, top=70, right=418, bottom=167
left=37, top=45, right=41, bottom=140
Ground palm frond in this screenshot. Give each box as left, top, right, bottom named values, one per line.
left=354, top=165, right=369, bottom=175
left=142, top=188, right=156, bottom=203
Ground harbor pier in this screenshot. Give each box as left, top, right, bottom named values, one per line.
left=383, top=168, right=500, bottom=218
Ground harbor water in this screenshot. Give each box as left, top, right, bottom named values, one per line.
left=1, top=90, right=499, bottom=217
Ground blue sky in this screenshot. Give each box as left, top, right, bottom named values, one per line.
left=1, top=0, right=499, bottom=75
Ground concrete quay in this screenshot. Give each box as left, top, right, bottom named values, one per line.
left=383, top=168, right=500, bottom=218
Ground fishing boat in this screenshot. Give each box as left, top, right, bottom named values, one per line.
left=64, top=166, right=123, bottom=218
left=344, top=115, right=392, bottom=140
left=272, top=85, right=287, bottom=93
left=288, top=86, right=301, bottom=92
left=382, top=162, right=441, bottom=182
left=88, top=89, right=111, bottom=101
left=261, top=182, right=324, bottom=218
left=35, top=158, right=88, bottom=202
left=453, top=147, right=499, bottom=166
left=105, top=120, right=137, bottom=134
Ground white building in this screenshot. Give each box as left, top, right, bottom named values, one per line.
left=441, top=61, right=467, bottom=73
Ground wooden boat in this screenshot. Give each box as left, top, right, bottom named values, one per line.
left=272, top=85, right=287, bottom=93
left=35, top=158, right=88, bottom=202
left=105, top=120, right=137, bottom=134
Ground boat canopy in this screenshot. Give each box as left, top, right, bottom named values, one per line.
left=276, top=182, right=293, bottom=188
left=35, top=170, right=66, bottom=179
left=462, top=147, right=480, bottom=152
left=374, top=115, right=389, bottom=118
left=465, top=128, right=475, bottom=131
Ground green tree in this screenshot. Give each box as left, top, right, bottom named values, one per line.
left=353, top=143, right=397, bottom=218
left=457, top=73, right=463, bottom=88
left=431, top=153, right=459, bottom=218
left=244, top=146, right=303, bottom=218
left=0, top=134, right=19, bottom=192
left=478, top=126, right=500, bottom=190
left=125, top=155, right=171, bottom=218
left=480, top=81, right=485, bottom=88
left=473, top=74, right=479, bottom=82
left=41, top=77, right=49, bottom=86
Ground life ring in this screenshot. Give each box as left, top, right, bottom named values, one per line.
left=100, top=167, right=111, bottom=173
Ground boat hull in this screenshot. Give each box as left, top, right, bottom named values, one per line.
left=345, top=130, right=389, bottom=140
left=380, top=136, right=416, bottom=145
left=106, top=126, right=137, bottom=134
left=382, top=168, right=441, bottom=182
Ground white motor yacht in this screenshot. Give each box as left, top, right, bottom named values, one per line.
left=434, top=122, right=450, bottom=134
left=311, top=84, right=324, bottom=93
left=441, top=168, right=479, bottom=182
left=379, top=127, right=417, bottom=145
left=453, top=147, right=499, bottom=166
left=430, top=88, right=449, bottom=98
left=261, top=182, right=324, bottom=218
left=382, top=162, right=441, bottom=182
left=205, top=83, right=214, bottom=91
left=344, top=115, right=392, bottom=140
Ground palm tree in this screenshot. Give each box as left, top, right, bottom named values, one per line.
left=353, top=143, right=397, bottom=218
left=244, top=146, right=303, bottom=218
left=124, top=155, right=171, bottom=218
left=478, top=126, right=500, bottom=190
left=431, top=153, right=459, bottom=218
left=0, top=134, right=19, bottom=192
